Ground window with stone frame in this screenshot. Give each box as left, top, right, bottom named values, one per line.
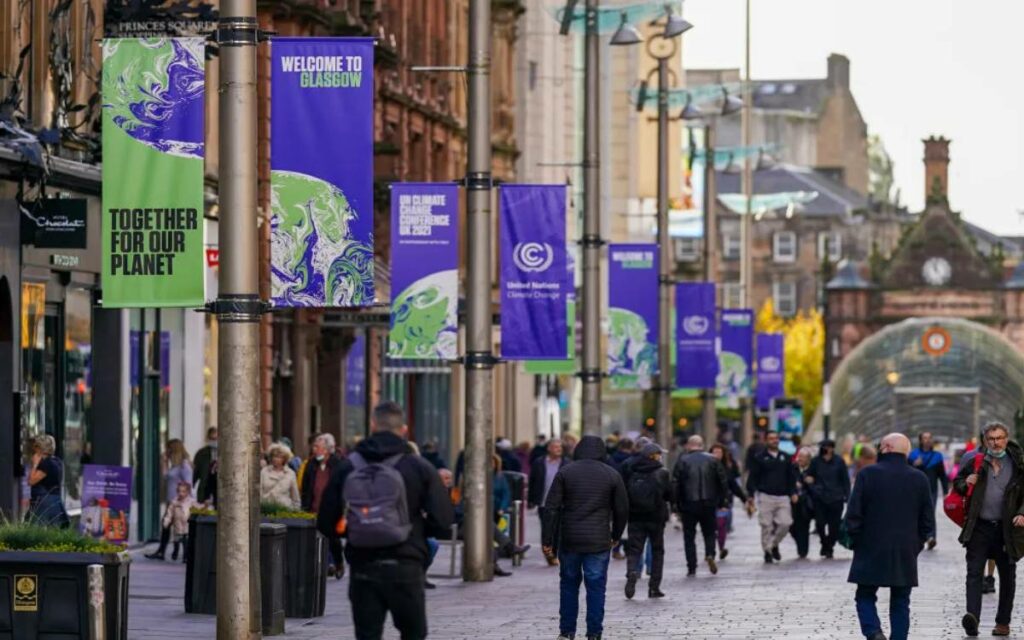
left=817, top=231, right=842, bottom=262
left=773, top=231, right=797, bottom=263
left=674, top=238, right=701, bottom=263
left=773, top=281, right=798, bottom=317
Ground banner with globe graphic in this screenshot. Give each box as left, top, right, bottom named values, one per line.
left=608, top=244, right=658, bottom=390
left=500, top=185, right=568, bottom=360
left=101, top=38, right=206, bottom=307
left=756, top=332, right=785, bottom=410
left=716, top=309, right=753, bottom=408
left=676, top=282, right=718, bottom=388
left=270, top=38, right=374, bottom=307
left=388, top=183, right=459, bottom=359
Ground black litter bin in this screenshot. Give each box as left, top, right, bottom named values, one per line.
left=272, top=518, right=327, bottom=618
left=260, top=523, right=286, bottom=636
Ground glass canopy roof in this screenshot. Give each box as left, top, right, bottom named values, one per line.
left=829, top=317, right=1024, bottom=442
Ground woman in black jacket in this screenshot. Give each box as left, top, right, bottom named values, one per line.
left=710, top=443, right=747, bottom=560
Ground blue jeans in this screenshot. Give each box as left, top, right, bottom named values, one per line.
left=855, top=584, right=911, bottom=640
left=559, top=550, right=610, bottom=637
left=632, top=541, right=653, bottom=574
left=426, top=538, right=439, bottom=568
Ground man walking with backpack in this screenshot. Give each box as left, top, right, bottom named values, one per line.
left=542, top=435, right=628, bottom=640
left=623, top=442, right=672, bottom=599
left=953, top=421, right=1024, bottom=637
left=673, top=435, right=729, bottom=576
left=317, top=401, right=453, bottom=640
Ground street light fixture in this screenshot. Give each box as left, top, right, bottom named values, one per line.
left=610, top=11, right=644, bottom=46
left=721, top=88, right=743, bottom=116
left=679, top=95, right=704, bottom=120
left=660, top=4, right=694, bottom=38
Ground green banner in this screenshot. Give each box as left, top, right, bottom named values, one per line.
left=101, top=38, right=206, bottom=307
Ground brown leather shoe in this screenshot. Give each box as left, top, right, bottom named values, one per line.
left=993, top=624, right=1011, bottom=636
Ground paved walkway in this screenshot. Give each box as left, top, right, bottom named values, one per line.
left=129, top=506, right=1009, bottom=639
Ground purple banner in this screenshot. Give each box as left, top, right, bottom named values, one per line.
left=500, top=185, right=568, bottom=360
left=271, top=38, right=375, bottom=307
left=388, top=183, right=459, bottom=359
left=717, top=309, right=753, bottom=408
left=608, top=244, right=658, bottom=390
left=756, top=333, right=785, bottom=410
left=676, top=282, right=718, bottom=388
left=80, top=464, right=132, bottom=544
left=346, top=332, right=366, bottom=407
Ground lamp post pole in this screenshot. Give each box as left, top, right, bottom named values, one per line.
left=739, top=0, right=755, bottom=448
left=701, top=124, right=718, bottom=446
left=215, top=0, right=261, bottom=636
left=581, top=0, right=603, bottom=436
left=463, top=0, right=495, bottom=583
left=655, top=52, right=672, bottom=450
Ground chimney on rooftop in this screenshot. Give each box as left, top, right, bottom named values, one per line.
left=923, top=136, right=950, bottom=205
left=827, top=54, right=850, bottom=90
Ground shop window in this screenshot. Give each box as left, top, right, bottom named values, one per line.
left=61, top=287, right=93, bottom=513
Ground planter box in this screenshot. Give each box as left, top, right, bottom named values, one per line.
left=0, top=550, right=130, bottom=640
left=185, top=515, right=326, bottom=619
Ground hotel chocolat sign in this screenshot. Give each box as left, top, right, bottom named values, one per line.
left=104, top=0, right=218, bottom=38
left=21, top=199, right=88, bottom=249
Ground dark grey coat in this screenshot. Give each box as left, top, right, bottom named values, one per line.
left=844, top=452, right=934, bottom=587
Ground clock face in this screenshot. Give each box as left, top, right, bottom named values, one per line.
left=922, top=257, right=952, bottom=286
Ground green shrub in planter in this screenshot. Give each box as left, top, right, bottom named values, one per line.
left=0, top=524, right=130, bottom=640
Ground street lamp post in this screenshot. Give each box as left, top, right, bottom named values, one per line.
left=463, top=0, right=495, bottom=583
left=616, top=7, right=691, bottom=450
left=214, top=0, right=261, bottom=636
left=580, top=0, right=603, bottom=436
left=739, top=0, right=755, bottom=448
left=700, top=124, right=717, bottom=446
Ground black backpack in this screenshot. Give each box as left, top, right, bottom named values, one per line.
left=627, top=470, right=662, bottom=514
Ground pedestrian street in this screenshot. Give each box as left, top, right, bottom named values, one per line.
left=128, top=502, right=1005, bottom=640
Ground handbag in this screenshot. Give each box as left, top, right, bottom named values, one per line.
left=943, top=453, right=983, bottom=527
left=838, top=519, right=854, bottom=550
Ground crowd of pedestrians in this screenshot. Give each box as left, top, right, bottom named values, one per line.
left=110, top=405, right=1024, bottom=640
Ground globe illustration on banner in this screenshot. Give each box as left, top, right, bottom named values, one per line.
left=102, top=38, right=205, bottom=158
left=270, top=170, right=373, bottom=307
left=608, top=307, right=656, bottom=390
left=388, top=270, right=458, bottom=360
left=716, top=351, right=749, bottom=408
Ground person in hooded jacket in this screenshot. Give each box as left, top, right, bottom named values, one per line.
left=953, top=421, right=1024, bottom=637
left=805, top=438, right=850, bottom=559
left=317, top=402, right=453, bottom=640
left=623, top=443, right=672, bottom=600
left=542, top=435, right=629, bottom=640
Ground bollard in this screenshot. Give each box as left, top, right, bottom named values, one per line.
left=448, top=523, right=459, bottom=577
left=87, top=564, right=106, bottom=640
left=511, top=499, right=523, bottom=567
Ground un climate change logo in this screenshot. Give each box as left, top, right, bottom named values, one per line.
left=760, top=356, right=781, bottom=372
left=682, top=315, right=709, bottom=336
left=512, top=242, right=554, bottom=273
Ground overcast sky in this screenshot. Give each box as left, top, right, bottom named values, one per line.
left=682, top=0, right=1024, bottom=236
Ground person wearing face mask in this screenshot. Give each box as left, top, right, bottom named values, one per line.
left=954, top=421, right=1024, bottom=637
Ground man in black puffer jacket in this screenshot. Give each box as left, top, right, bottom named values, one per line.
left=623, top=443, right=672, bottom=600
left=542, top=435, right=629, bottom=640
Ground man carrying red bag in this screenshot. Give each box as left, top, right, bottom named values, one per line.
left=952, top=422, right=1024, bottom=637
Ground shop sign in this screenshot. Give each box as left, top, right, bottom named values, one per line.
left=80, top=465, right=132, bottom=544
left=21, top=199, right=88, bottom=249
left=50, top=254, right=80, bottom=269
left=104, top=0, right=218, bottom=38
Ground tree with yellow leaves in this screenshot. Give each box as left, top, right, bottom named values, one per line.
left=755, top=299, right=824, bottom=419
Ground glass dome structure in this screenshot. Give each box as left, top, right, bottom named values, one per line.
left=829, top=317, right=1024, bottom=442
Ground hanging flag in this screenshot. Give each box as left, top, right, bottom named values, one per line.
left=676, top=282, right=718, bottom=388
left=608, top=244, right=658, bottom=390
left=271, top=37, right=375, bottom=307
left=500, top=185, right=568, bottom=360
left=756, top=333, right=785, bottom=410
left=388, top=183, right=459, bottom=359
left=101, top=38, right=206, bottom=307
left=717, top=309, right=753, bottom=408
